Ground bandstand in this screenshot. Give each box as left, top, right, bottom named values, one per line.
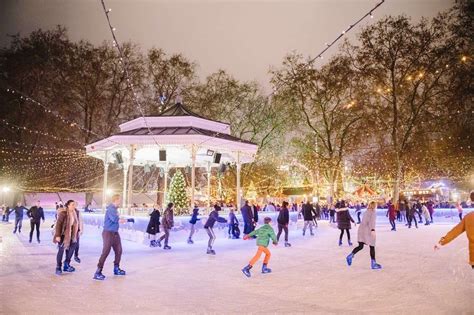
left=85, top=103, right=258, bottom=213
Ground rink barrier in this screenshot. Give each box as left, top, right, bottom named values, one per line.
left=37, top=208, right=472, bottom=244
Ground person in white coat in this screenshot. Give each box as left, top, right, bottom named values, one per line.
left=345, top=201, right=382, bottom=270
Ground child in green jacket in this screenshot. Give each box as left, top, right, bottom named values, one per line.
left=242, top=217, right=278, bottom=277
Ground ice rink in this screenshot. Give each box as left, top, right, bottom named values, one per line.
left=0, top=217, right=472, bottom=314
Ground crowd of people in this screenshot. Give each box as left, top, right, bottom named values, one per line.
left=1, top=195, right=472, bottom=280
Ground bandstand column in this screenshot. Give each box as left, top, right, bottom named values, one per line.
left=163, top=163, right=169, bottom=208
left=191, top=145, right=197, bottom=209
left=207, top=162, right=211, bottom=211
left=126, top=145, right=136, bottom=215
left=236, top=151, right=242, bottom=211
left=122, top=159, right=128, bottom=210
left=102, top=151, right=109, bottom=212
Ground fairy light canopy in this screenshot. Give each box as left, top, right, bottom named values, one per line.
left=85, top=103, right=258, bottom=167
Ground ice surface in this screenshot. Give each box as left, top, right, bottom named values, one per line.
left=0, top=218, right=472, bottom=314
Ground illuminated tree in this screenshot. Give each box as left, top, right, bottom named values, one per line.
left=168, top=170, right=188, bottom=213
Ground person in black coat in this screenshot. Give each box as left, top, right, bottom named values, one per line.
left=188, top=205, right=200, bottom=244
left=336, top=200, right=355, bottom=246
left=204, top=205, right=227, bottom=255
left=12, top=201, right=28, bottom=234
left=241, top=200, right=254, bottom=234
left=26, top=200, right=45, bottom=243
left=277, top=201, right=291, bottom=247
left=146, top=207, right=161, bottom=247
left=302, top=201, right=317, bottom=236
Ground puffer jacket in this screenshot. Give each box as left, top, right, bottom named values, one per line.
left=336, top=208, right=354, bottom=230
left=248, top=224, right=277, bottom=247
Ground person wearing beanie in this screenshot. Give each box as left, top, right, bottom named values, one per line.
left=346, top=201, right=382, bottom=270
left=93, top=194, right=129, bottom=280
left=435, top=211, right=474, bottom=269
left=242, top=217, right=278, bottom=277
left=203, top=204, right=227, bottom=255
left=188, top=205, right=200, bottom=244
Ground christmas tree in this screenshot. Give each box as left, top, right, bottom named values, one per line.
left=168, top=170, right=188, bottom=213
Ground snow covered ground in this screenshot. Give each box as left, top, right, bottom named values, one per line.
left=0, top=218, right=472, bottom=314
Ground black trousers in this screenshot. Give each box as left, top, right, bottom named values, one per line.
left=74, top=236, right=80, bottom=257
left=352, top=242, right=375, bottom=260
left=408, top=215, right=418, bottom=228
left=57, top=242, right=77, bottom=268
left=459, top=213, right=463, bottom=221
left=339, top=228, right=351, bottom=241
left=97, top=231, right=122, bottom=269
left=277, top=224, right=288, bottom=242
left=357, top=212, right=361, bottom=224
left=243, top=221, right=254, bottom=235
left=29, top=220, right=41, bottom=241
left=13, top=217, right=22, bottom=232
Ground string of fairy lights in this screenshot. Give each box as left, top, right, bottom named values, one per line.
left=99, top=0, right=161, bottom=148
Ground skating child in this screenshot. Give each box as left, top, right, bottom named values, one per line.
left=188, top=205, right=200, bottom=244
left=435, top=211, right=474, bottom=269
left=336, top=200, right=355, bottom=246
left=146, top=207, right=161, bottom=247
left=228, top=209, right=239, bottom=239
left=346, top=201, right=382, bottom=270
left=203, top=205, right=227, bottom=255
left=241, top=217, right=277, bottom=277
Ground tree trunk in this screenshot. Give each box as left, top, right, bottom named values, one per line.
left=392, top=153, right=402, bottom=205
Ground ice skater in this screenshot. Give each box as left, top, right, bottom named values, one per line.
left=329, top=203, right=336, bottom=223
left=188, top=205, right=200, bottom=244
left=434, top=211, right=473, bottom=269
left=228, top=208, right=239, bottom=239
left=386, top=200, right=396, bottom=231
left=302, top=201, right=317, bottom=236
left=26, top=200, right=44, bottom=243
left=241, top=200, right=254, bottom=235
left=157, top=203, right=174, bottom=250
left=12, top=201, right=28, bottom=234
left=407, top=203, right=419, bottom=229
left=93, top=194, right=129, bottom=280
left=146, top=206, right=161, bottom=247
left=336, top=200, right=355, bottom=246
left=53, top=200, right=79, bottom=275
left=276, top=201, right=291, bottom=247
left=241, top=217, right=277, bottom=277
left=203, top=204, right=227, bottom=255
left=355, top=202, right=362, bottom=224
left=456, top=202, right=463, bottom=221
left=346, top=201, right=382, bottom=270
left=421, top=203, right=431, bottom=225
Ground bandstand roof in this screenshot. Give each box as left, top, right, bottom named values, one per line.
left=85, top=103, right=258, bottom=167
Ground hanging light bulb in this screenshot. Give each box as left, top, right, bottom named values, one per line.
left=370, top=12, right=374, bottom=18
